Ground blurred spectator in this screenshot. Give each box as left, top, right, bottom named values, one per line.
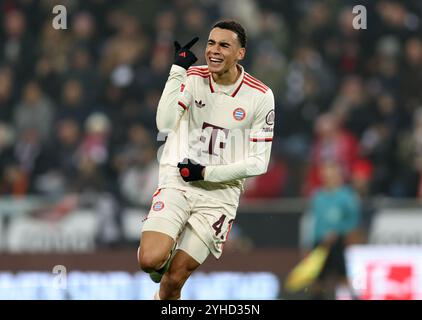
left=12, top=128, right=52, bottom=191
left=0, top=10, right=35, bottom=79
left=400, top=37, right=422, bottom=117
left=373, top=93, right=401, bottom=130
left=396, top=107, right=422, bottom=198
left=303, top=113, right=360, bottom=196
left=113, top=123, right=158, bottom=206
left=0, top=66, right=16, bottom=122
left=351, top=159, right=374, bottom=200
left=281, top=44, right=334, bottom=140
left=182, top=6, right=209, bottom=39
left=331, top=75, right=372, bottom=138
left=370, top=36, right=401, bottom=97
left=219, top=0, right=261, bottom=37
left=56, top=78, right=89, bottom=125
left=113, top=123, right=153, bottom=173
left=154, top=9, right=177, bottom=43
left=39, top=20, right=72, bottom=74
left=0, top=122, right=15, bottom=162
left=34, top=54, right=62, bottom=102
left=100, top=12, right=148, bottom=87
left=360, top=121, right=397, bottom=196
left=335, top=7, right=363, bottom=75
left=70, top=154, right=106, bottom=195
left=34, top=118, right=82, bottom=196
left=0, top=162, right=29, bottom=197
left=71, top=11, right=98, bottom=56
left=67, top=47, right=100, bottom=104
left=136, top=45, right=172, bottom=94
left=250, top=42, right=285, bottom=99
left=53, top=118, right=81, bottom=179
left=0, top=122, right=26, bottom=196
left=119, top=144, right=159, bottom=207
left=376, top=1, right=420, bottom=37
left=77, top=112, right=111, bottom=167
left=300, top=1, right=332, bottom=51
left=13, top=80, right=54, bottom=142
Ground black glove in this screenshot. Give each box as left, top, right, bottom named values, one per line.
left=177, top=158, right=204, bottom=182
left=174, top=37, right=199, bottom=70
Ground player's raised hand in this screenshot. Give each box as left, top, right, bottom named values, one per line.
left=173, top=37, right=199, bottom=70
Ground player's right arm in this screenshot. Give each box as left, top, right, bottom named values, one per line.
left=156, top=65, right=191, bottom=133
left=156, top=37, right=199, bottom=133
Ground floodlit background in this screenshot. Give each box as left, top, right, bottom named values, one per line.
left=0, top=0, right=421, bottom=299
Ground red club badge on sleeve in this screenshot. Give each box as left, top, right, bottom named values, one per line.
left=152, top=201, right=165, bottom=211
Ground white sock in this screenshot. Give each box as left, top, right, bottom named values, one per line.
left=335, top=284, right=353, bottom=300
left=153, top=291, right=182, bottom=300
left=153, top=291, right=161, bottom=300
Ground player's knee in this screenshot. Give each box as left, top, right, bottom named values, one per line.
left=138, top=249, right=166, bottom=273
left=138, top=255, right=158, bottom=273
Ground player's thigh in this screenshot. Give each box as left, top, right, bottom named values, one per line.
left=177, top=223, right=211, bottom=265
left=140, top=188, right=190, bottom=261
left=138, top=231, right=175, bottom=266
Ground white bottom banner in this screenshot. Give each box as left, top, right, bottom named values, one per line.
left=0, top=271, right=279, bottom=300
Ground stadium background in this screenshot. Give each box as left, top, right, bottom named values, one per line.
left=0, top=0, right=421, bottom=299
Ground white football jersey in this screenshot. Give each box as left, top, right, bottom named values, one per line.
left=156, top=64, right=275, bottom=205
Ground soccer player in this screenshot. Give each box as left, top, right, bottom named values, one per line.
left=137, top=20, right=275, bottom=300
left=308, top=161, right=361, bottom=299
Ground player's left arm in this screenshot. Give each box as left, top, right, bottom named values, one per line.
left=156, top=37, right=198, bottom=133
left=203, top=89, right=275, bottom=183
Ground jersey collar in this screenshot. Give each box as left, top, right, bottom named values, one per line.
left=208, top=64, right=244, bottom=97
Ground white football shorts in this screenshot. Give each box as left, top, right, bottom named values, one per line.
left=141, top=187, right=237, bottom=263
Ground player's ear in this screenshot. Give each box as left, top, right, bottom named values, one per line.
left=237, top=47, right=246, bottom=61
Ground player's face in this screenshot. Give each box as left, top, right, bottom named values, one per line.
left=205, top=28, right=245, bottom=75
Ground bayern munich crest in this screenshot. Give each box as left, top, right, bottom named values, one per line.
left=152, top=201, right=165, bottom=211
left=233, top=107, right=246, bottom=121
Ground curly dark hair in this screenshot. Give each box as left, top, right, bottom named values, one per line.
left=212, top=20, right=247, bottom=48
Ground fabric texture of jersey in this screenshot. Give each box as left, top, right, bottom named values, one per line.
left=156, top=64, right=275, bottom=206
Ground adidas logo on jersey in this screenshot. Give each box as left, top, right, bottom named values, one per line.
left=195, top=100, right=206, bottom=108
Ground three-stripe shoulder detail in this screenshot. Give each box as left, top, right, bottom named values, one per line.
left=187, top=67, right=210, bottom=78
left=243, top=73, right=269, bottom=93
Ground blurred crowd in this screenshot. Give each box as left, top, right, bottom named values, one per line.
left=0, top=0, right=422, bottom=208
